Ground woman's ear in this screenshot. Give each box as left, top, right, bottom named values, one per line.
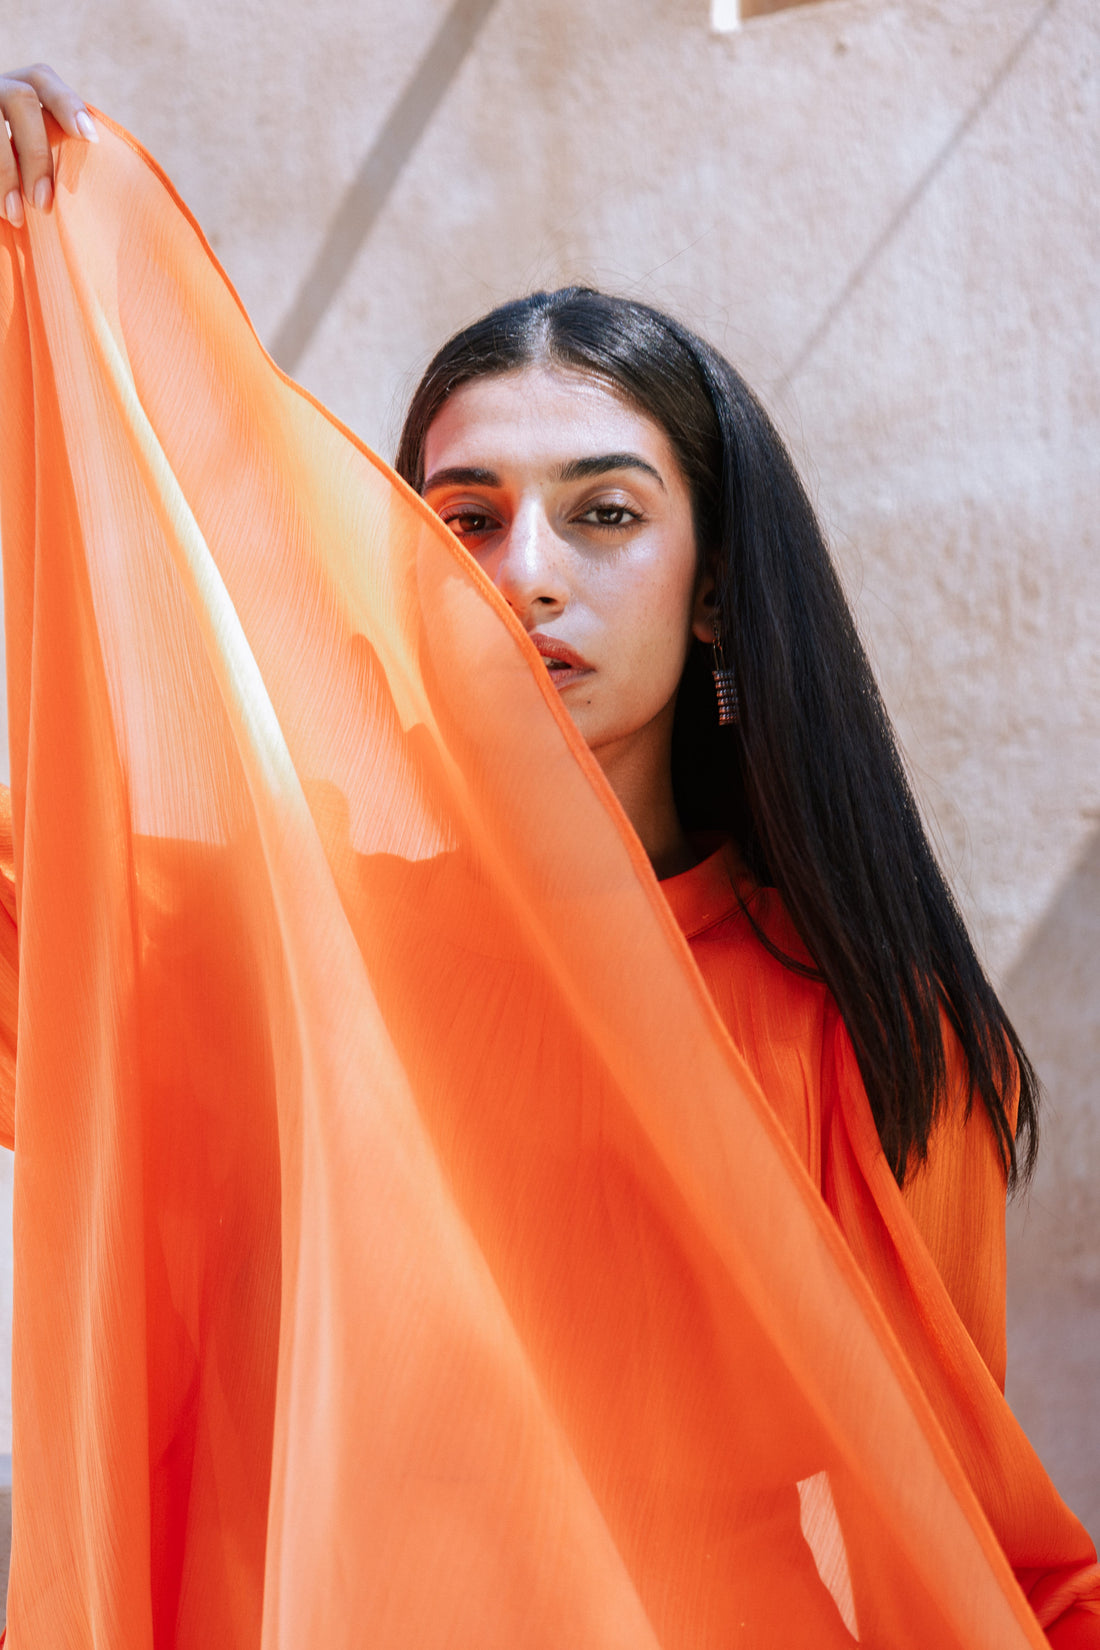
left=691, top=569, right=719, bottom=645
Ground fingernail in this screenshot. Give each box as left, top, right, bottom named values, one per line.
left=4, top=191, right=23, bottom=229
left=75, top=111, right=98, bottom=143
left=34, top=176, right=53, bottom=212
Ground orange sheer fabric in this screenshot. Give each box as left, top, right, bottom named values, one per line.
left=0, top=116, right=1095, bottom=1648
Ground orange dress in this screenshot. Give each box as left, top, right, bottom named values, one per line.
left=0, top=113, right=1097, bottom=1648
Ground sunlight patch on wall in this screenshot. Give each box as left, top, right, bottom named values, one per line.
left=712, top=0, right=832, bottom=29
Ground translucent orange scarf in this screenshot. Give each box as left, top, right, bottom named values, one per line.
left=0, top=116, right=1094, bottom=1648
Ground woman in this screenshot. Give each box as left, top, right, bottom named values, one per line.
left=396, top=286, right=1036, bottom=1190
left=0, top=65, right=1096, bottom=1648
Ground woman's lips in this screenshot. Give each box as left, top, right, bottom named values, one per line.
left=530, top=633, right=595, bottom=690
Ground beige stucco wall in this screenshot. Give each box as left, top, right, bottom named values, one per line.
left=1, top=0, right=1097, bottom=1544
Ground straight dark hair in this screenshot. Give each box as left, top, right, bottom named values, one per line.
left=395, top=287, right=1039, bottom=1187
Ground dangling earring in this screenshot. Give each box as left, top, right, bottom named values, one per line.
left=712, top=638, right=739, bottom=726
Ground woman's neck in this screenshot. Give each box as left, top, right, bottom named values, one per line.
left=590, top=715, right=698, bottom=881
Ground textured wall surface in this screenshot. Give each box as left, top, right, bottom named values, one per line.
left=1, top=0, right=1097, bottom=1545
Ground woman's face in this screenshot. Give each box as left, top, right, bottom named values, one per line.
left=421, top=365, right=714, bottom=763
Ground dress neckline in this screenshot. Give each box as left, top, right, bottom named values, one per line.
left=659, top=840, right=756, bottom=939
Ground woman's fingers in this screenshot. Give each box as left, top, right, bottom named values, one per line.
left=0, top=64, right=97, bottom=227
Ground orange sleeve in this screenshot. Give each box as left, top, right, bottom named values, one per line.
left=900, top=1028, right=1011, bottom=1388
left=914, top=1054, right=1100, bottom=1645
left=0, top=784, right=16, bottom=1149
left=826, top=1018, right=1100, bottom=1644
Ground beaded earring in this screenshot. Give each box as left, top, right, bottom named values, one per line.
left=712, top=639, right=740, bottom=726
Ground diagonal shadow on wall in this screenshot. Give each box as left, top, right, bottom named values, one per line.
left=1002, top=820, right=1100, bottom=1539
left=784, top=0, right=1059, bottom=383
left=272, top=0, right=500, bottom=374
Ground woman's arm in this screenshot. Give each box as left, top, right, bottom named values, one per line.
left=899, top=1023, right=1014, bottom=1387
left=0, top=787, right=16, bottom=1148
left=0, top=63, right=94, bottom=1149
left=826, top=1015, right=1100, bottom=1642
left=0, top=63, right=97, bottom=228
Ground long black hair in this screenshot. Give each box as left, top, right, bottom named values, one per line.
left=395, top=287, right=1039, bottom=1188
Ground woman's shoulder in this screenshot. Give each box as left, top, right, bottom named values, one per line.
left=661, top=839, right=820, bottom=984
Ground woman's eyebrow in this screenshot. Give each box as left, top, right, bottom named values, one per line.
left=422, top=465, right=501, bottom=493
left=421, top=454, right=666, bottom=494
left=556, top=453, right=666, bottom=489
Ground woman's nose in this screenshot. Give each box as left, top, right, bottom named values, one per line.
left=489, top=503, right=570, bottom=627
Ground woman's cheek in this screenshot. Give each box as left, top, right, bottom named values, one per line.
left=599, top=636, right=686, bottom=741
left=574, top=543, right=696, bottom=740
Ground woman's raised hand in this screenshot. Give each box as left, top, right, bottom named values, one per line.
left=0, top=64, right=97, bottom=228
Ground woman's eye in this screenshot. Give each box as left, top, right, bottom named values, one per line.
left=440, top=510, right=497, bottom=539
left=578, top=504, right=640, bottom=529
